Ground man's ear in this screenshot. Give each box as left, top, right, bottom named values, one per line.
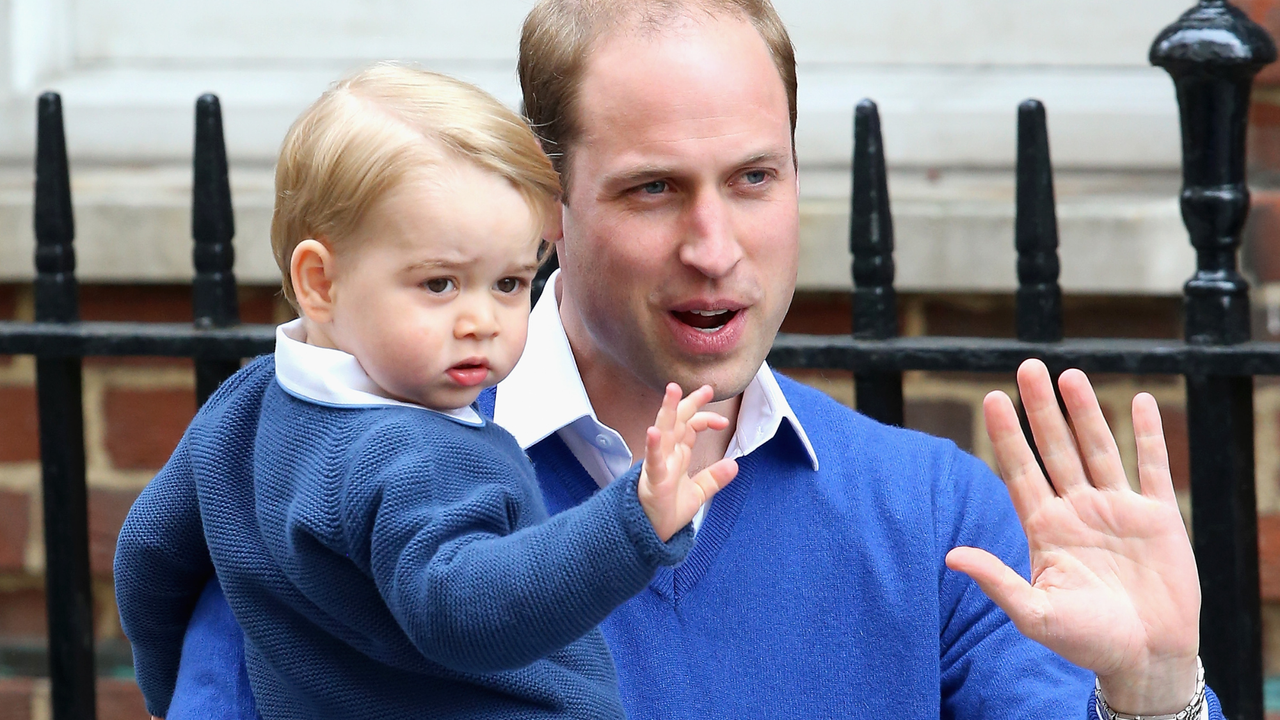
left=291, top=239, right=338, bottom=324
left=549, top=198, right=567, bottom=260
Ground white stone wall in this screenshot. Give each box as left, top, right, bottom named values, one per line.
left=0, top=0, right=1203, bottom=291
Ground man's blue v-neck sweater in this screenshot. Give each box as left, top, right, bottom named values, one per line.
left=114, top=356, right=694, bottom=720
left=487, top=375, right=1220, bottom=719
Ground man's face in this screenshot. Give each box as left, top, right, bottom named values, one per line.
left=557, top=13, right=799, bottom=402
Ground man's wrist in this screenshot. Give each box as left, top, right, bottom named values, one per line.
left=1096, top=655, right=1202, bottom=718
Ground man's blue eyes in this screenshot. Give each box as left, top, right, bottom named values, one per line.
left=636, top=172, right=768, bottom=195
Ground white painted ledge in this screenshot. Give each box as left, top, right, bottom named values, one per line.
left=0, top=164, right=1197, bottom=295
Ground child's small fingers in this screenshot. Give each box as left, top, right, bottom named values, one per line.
left=675, top=385, right=715, bottom=426
left=686, top=411, right=729, bottom=434
left=643, top=426, right=666, bottom=482
left=652, top=383, right=679, bottom=433
left=691, top=459, right=739, bottom=502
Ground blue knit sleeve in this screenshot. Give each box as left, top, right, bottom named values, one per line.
left=359, top=425, right=692, bottom=674
left=935, top=446, right=1094, bottom=716
left=114, top=430, right=213, bottom=719
left=936, top=446, right=1225, bottom=720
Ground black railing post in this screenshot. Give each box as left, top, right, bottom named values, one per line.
left=1014, top=100, right=1063, bottom=344
left=851, top=100, right=904, bottom=426
left=1152, top=3, right=1276, bottom=719
left=192, top=94, right=241, bottom=406
left=33, top=92, right=96, bottom=720
left=1013, top=99, right=1065, bottom=474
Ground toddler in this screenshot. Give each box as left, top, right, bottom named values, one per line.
left=114, top=64, right=738, bottom=720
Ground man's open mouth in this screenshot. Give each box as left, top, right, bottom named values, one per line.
left=672, top=309, right=739, bottom=333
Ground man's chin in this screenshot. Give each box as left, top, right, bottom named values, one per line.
left=653, top=356, right=761, bottom=403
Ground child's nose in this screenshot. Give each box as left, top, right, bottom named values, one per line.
left=455, top=298, right=500, bottom=339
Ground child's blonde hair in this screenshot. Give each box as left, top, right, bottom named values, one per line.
left=271, top=63, right=562, bottom=308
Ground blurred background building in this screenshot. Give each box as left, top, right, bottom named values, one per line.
left=0, top=0, right=1275, bottom=716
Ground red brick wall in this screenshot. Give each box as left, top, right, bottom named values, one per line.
left=0, top=284, right=286, bottom=720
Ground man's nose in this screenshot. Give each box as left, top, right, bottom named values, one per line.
left=678, top=190, right=743, bottom=279
left=455, top=295, right=500, bottom=339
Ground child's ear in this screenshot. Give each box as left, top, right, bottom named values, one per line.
left=291, top=239, right=338, bottom=323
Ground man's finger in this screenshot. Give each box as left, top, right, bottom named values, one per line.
left=983, top=390, right=1053, bottom=519
left=945, top=546, right=1049, bottom=643
left=1057, top=369, right=1128, bottom=492
left=1132, top=393, right=1177, bottom=505
left=1017, top=359, right=1088, bottom=494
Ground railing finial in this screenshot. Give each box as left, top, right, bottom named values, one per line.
left=1014, top=99, right=1063, bottom=343
left=851, top=99, right=896, bottom=341
left=34, top=92, right=77, bottom=323
left=192, top=93, right=238, bottom=330
left=1151, top=0, right=1277, bottom=345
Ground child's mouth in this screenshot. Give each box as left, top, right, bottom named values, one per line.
left=447, top=361, right=489, bottom=387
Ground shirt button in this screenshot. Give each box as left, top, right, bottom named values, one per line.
left=595, top=434, right=612, bottom=449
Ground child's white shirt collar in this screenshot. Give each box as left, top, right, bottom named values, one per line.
left=273, top=318, right=482, bottom=425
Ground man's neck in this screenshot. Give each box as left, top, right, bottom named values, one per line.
left=558, top=286, right=740, bottom=474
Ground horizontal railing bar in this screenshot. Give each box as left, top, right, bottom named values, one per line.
left=0, top=322, right=275, bottom=358
left=769, top=334, right=1280, bottom=376
left=5, top=322, right=1280, bottom=377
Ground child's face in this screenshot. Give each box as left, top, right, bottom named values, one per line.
left=324, top=161, right=542, bottom=410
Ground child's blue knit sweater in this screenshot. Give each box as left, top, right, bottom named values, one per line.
left=114, top=355, right=692, bottom=720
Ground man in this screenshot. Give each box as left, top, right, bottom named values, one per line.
left=160, top=0, right=1210, bottom=717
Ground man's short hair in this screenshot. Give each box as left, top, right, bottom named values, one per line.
left=518, top=0, right=798, bottom=190
left=271, top=63, right=562, bottom=308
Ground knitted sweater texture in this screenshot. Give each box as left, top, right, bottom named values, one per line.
left=114, top=355, right=691, bottom=719
left=133, top=362, right=1225, bottom=720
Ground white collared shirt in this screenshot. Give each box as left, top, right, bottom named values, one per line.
left=273, top=319, right=482, bottom=425
left=495, top=271, right=819, bottom=530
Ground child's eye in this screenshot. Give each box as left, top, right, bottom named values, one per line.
left=495, top=277, right=524, bottom=294
left=423, top=278, right=455, bottom=294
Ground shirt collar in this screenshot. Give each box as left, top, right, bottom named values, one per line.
left=273, top=318, right=482, bottom=425
left=495, top=271, right=819, bottom=470
left=494, top=273, right=599, bottom=447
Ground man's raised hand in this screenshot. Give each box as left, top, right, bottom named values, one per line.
left=945, top=359, right=1201, bottom=716
left=638, top=384, right=739, bottom=542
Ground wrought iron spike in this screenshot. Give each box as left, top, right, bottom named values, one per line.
left=1014, top=99, right=1063, bottom=343
left=192, top=94, right=241, bottom=406
left=34, top=93, right=77, bottom=323
left=192, top=93, right=239, bottom=331
left=851, top=99, right=896, bottom=341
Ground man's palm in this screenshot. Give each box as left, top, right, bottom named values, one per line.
left=946, top=360, right=1200, bottom=715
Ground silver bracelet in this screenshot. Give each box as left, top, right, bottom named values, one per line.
left=1093, top=657, right=1206, bottom=720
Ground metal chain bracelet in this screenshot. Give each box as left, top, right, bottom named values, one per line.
left=1093, top=657, right=1206, bottom=720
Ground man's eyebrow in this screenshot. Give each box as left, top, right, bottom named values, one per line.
left=737, top=150, right=791, bottom=168
left=604, top=152, right=793, bottom=187
left=603, top=165, right=677, bottom=187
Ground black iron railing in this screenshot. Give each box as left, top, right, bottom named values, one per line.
left=0, top=1, right=1275, bottom=719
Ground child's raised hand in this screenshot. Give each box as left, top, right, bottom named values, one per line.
left=638, top=383, right=739, bottom=542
